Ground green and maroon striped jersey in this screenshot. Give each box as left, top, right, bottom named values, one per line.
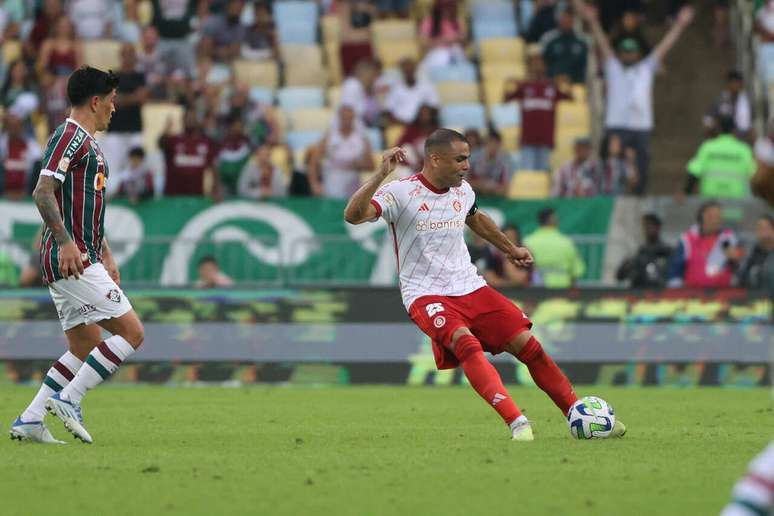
left=38, top=118, right=110, bottom=283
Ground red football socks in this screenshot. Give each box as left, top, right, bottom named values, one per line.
left=455, top=334, right=522, bottom=425
left=516, top=336, right=578, bottom=414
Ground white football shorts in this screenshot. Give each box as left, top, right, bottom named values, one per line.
left=48, top=262, right=133, bottom=331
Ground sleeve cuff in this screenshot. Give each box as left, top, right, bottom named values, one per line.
left=369, top=199, right=383, bottom=221
left=39, top=169, right=65, bottom=182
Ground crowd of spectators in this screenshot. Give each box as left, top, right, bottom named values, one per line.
left=0, top=0, right=759, bottom=205
left=468, top=201, right=772, bottom=291
left=0, top=0, right=768, bottom=291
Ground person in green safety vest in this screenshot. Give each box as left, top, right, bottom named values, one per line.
left=0, top=251, right=19, bottom=287
left=683, top=116, right=755, bottom=199
left=523, top=207, right=585, bottom=288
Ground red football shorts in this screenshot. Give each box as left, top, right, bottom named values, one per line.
left=408, top=286, right=533, bottom=370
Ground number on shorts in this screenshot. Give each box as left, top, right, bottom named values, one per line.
left=425, top=303, right=445, bottom=317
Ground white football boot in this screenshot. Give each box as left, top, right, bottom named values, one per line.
left=45, top=393, right=93, bottom=444
left=9, top=417, right=65, bottom=444
left=510, top=416, right=534, bottom=441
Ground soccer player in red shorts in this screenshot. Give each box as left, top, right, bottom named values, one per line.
left=345, top=129, right=626, bottom=440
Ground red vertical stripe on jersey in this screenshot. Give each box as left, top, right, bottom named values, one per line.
left=42, top=124, right=74, bottom=172
left=92, top=188, right=102, bottom=259
left=43, top=233, right=54, bottom=281
left=71, top=156, right=85, bottom=252
left=390, top=223, right=400, bottom=273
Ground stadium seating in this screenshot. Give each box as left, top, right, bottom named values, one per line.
left=471, top=0, right=516, bottom=22
left=480, top=62, right=526, bottom=83
left=428, top=63, right=478, bottom=83
left=274, top=1, right=318, bottom=45
left=249, top=87, right=274, bottom=106
left=479, top=38, right=525, bottom=64
left=472, top=21, right=518, bottom=42
left=508, top=170, right=551, bottom=199
left=327, top=86, right=341, bottom=108
left=375, top=40, right=420, bottom=68
left=385, top=125, right=404, bottom=147
left=233, top=60, right=279, bottom=89
left=483, top=79, right=508, bottom=107
left=273, top=1, right=318, bottom=24
left=556, top=102, right=590, bottom=132
left=489, top=102, right=521, bottom=130
left=270, top=145, right=291, bottom=175
left=281, top=44, right=323, bottom=66
left=287, top=130, right=323, bottom=151
left=436, top=82, right=481, bottom=104
left=440, top=104, right=487, bottom=130
left=287, top=108, right=333, bottom=132
left=758, top=43, right=774, bottom=82
left=371, top=20, right=416, bottom=44
left=366, top=127, right=384, bottom=151
left=320, top=15, right=339, bottom=46
left=500, top=126, right=521, bottom=152
left=141, top=103, right=184, bottom=154
left=285, top=65, right=327, bottom=87
left=277, top=87, right=325, bottom=111
left=324, top=42, right=342, bottom=85
left=2, top=40, right=21, bottom=64
left=83, top=40, right=122, bottom=71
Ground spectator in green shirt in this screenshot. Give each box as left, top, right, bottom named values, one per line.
left=683, top=116, right=756, bottom=199
left=523, top=207, right=585, bottom=288
left=540, top=7, right=588, bottom=84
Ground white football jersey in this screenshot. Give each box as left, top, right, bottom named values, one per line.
left=370, top=174, right=486, bottom=310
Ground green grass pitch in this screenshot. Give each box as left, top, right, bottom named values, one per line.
left=1, top=386, right=772, bottom=516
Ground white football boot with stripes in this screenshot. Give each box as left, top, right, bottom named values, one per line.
left=45, top=393, right=93, bottom=444
left=510, top=416, right=534, bottom=441
left=9, top=417, right=65, bottom=444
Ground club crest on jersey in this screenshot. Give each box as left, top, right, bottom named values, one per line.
left=57, top=157, right=70, bottom=173
left=409, top=185, right=422, bottom=197
left=94, top=172, right=106, bottom=191
left=433, top=316, right=446, bottom=328
left=106, top=289, right=121, bottom=303
left=452, top=200, right=462, bottom=212
left=96, top=153, right=104, bottom=165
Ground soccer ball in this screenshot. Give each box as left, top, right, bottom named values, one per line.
left=567, top=396, right=616, bottom=439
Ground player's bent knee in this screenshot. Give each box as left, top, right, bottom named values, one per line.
left=125, top=324, right=144, bottom=349
left=450, top=327, right=473, bottom=344
left=454, top=334, right=483, bottom=363
left=505, top=330, right=532, bottom=356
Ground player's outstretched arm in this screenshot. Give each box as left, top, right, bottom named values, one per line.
left=652, top=6, right=694, bottom=62
left=466, top=210, right=534, bottom=268
left=344, top=147, right=406, bottom=225
left=32, top=175, right=83, bottom=279
left=575, top=0, right=614, bottom=61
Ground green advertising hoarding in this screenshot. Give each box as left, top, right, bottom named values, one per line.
left=0, top=196, right=613, bottom=286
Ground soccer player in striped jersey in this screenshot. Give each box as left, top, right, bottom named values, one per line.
left=345, top=129, right=626, bottom=440
left=718, top=123, right=774, bottom=516
left=9, top=67, right=145, bottom=444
